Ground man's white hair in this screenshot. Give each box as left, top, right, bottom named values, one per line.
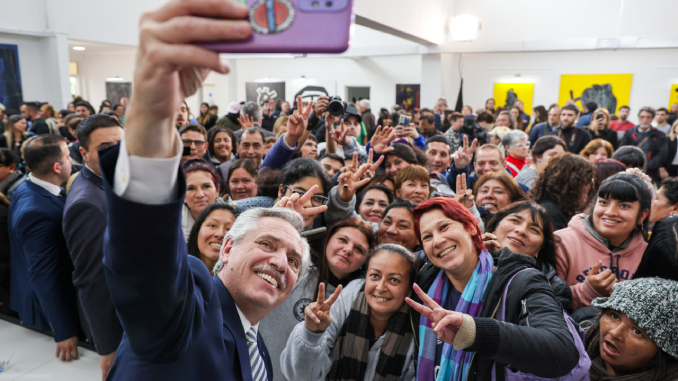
left=359, top=99, right=371, bottom=109
left=212, top=207, right=311, bottom=277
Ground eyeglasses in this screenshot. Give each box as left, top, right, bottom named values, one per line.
left=283, top=184, right=328, bottom=207
left=182, top=139, right=206, bottom=147
left=513, top=142, right=531, bottom=149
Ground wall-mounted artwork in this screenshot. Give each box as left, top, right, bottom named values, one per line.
left=0, top=44, right=23, bottom=111
left=669, top=84, right=678, bottom=109
left=395, top=84, right=420, bottom=111
left=286, top=79, right=336, bottom=104
left=246, top=81, right=286, bottom=105
left=558, top=74, right=633, bottom=115
left=493, top=83, right=534, bottom=115
left=106, top=82, right=132, bottom=106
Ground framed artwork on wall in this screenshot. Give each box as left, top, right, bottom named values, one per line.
left=558, top=74, right=633, bottom=115
left=0, top=44, right=23, bottom=111
left=493, top=82, right=534, bottom=115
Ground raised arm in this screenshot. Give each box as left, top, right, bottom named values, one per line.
left=101, top=0, right=252, bottom=363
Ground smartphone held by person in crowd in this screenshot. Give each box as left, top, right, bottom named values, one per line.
left=200, top=0, right=354, bottom=54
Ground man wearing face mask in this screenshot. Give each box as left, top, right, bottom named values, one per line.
left=620, top=107, right=667, bottom=182
left=97, top=2, right=324, bottom=380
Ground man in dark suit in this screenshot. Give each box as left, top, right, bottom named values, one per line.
left=619, top=106, right=667, bottom=182
left=21, top=102, right=50, bottom=135
left=100, top=2, right=322, bottom=379
left=63, top=114, right=124, bottom=380
left=9, top=134, right=80, bottom=361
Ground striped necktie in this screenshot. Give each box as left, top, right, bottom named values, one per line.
left=246, top=327, right=268, bottom=381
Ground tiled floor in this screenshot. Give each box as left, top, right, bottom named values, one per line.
left=0, top=320, right=100, bottom=380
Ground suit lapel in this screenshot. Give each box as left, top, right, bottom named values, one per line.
left=81, top=166, right=104, bottom=190
left=215, top=277, right=253, bottom=381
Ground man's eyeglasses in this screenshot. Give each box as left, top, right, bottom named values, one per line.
left=283, top=184, right=328, bottom=207
left=182, top=139, right=206, bottom=148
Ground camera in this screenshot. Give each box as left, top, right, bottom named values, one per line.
left=327, top=96, right=346, bottom=117
left=596, top=113, right=604, bottom=120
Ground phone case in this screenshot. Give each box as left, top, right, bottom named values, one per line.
left=200, top=0, right=354, bottom=54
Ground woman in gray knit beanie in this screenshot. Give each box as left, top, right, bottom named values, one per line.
left=584, top=277, right=678, bottom=380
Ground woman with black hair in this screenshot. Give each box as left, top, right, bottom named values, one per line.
left=0, top=148, right=26, bottom=201
left=259, top=218, right=375, bottom=381
left=531, top=153, right=597, bottom=231
left=514, top=135, right=566, bottom=189
left=634, top=214, right=678, bottom=281
left=555, top=172, right=652, bottom=311
left=483, top=200, right=572, bottom=311
left=186, top=203, right=236, bottom=271
left=225, top=159, right=257, bottom=201
left=649, top=177, right=678, bottom=225
left=206, top=127, right=236, bottom=165
left=355, top=184, right=393, bottom=224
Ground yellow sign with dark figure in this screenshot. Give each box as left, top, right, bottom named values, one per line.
left=493, top=83, right=534, bottom=116
left=558, top=74, right=633, bottom=116
left=669, top=84, right=678, bottom=109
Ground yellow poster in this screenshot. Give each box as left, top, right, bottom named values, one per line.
left=558, top=74, right=633, bottom=115
left=493, top=83, right=534, bottom=115
left=669, top=84, right=678, bottom=109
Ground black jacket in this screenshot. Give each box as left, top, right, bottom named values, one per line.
left=28, top=117, right=50, bottom=135
left=665, top=137, right=678, bottom=177
left=585, top=127, right=619, bottom=150
left=410, top=248, right=578, bottom=381
left=539, top=199, right=572, bottom=232
left=549, top=125, right=591, bottom=154
left=620, top=127, right=667, bottom=181
left=538, top=259, right=572, bottom=312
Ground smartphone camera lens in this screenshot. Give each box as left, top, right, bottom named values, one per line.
left=312, top=1, right=319, bottom=7
left=326, top=1, right=333, bottom=7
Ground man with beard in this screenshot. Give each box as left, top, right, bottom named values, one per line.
left=549, top=104, right=591, bottom=154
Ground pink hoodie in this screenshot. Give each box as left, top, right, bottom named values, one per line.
left=554, top=214, right=647, bottom=311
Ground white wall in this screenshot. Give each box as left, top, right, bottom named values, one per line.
left=69, top=50, right=136, bottom=108
left=454, top=48, right=678, bottom=124
left=233, top=55, right=422, bottom=112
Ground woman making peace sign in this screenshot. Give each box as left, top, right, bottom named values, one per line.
left=281, top=244, right=419, bottom=381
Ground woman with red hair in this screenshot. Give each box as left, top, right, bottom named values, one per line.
left=405, top=197, right=584, bottom=381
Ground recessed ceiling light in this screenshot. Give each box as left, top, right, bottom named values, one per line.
left=106, top=77, right=124, bottom=82
left=72, top=46, right=86, bottom=51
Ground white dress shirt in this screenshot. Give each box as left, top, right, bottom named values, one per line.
left=112, top=130, right=256, bottom=336
left=28, top=173, right=62, bottom=196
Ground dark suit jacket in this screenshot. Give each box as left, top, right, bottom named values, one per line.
left=619, top=127, right=667, bottom=180
left=63, top=166, right=123, bottom=355
left=100, top=144, right=273, bottom=380
left=8, top=180, right=79, bottom=341
left=28, top=117, right=50, bottom=135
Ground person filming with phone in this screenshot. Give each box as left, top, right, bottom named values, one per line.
left=96, top=2, right=327, bottom=380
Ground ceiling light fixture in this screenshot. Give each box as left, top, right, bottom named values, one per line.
left=106, top=77, right=124, bottom=82
left=72, top=46, right=86, bottom=51
left=448, top=15, right=481, bottom=42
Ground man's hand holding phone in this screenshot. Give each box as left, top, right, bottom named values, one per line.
left=125, top=0, right=252, bottom=159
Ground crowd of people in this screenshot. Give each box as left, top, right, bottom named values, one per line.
left=1, top=2, right=678, bottom=381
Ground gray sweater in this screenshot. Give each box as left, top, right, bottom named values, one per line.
left=280, top=279, right=416, bottom=381
left=514, top=165, right=538, bottom=190
left=259, top=268, right=335, bottom=381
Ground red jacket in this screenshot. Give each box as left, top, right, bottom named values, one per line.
left=505, top=154, right=525, bottom=177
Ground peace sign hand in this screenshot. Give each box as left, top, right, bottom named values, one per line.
left=237, top=114, right=255, bottom=129
left=362, top=149, right=384, bottom=180
left=337, top=153, right=372, bottom=202
left=305, top=282, right=343, bottom=333
left=274, top=184, right=328, bottom=218
left=453, top=135, right=479, bottom=170
left=286, top=95, right=314, bottom=147
left=330, top=119, right=350, bottom=146
left=406, top=284, right=464, bottom=345
left=369, top=125, right=397, bottom=154
left=455, top=173, right=475, bottom=209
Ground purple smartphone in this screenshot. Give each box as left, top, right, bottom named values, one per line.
left=200, top=0, right=354, bottom=54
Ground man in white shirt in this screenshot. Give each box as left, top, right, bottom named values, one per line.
left=98, top=1, right=325, bottom=380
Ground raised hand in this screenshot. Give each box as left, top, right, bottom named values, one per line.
left=370, top=126, right=397, bottom=154
left=56, top=335, right=79, bottom=361
left=362, top=149, right=384, bottom=180
left=405, top=123, right=420, bottom=139
left=455, top=173, right=475, bottom=209
left=338, top=153, right=372, bottom=202
left=314, top=96, right=330, bottom=116
left=124, top=0, right=251, bottom=158
left=237, top=114, right=255, bottom=129
left=330, top=119, right=350, bottom=146
left=305, top=282, right=343, bottom=333
left=286, top=95, right=314, bottom=147
left=482, top=232, right=502, bottom=253
left=406, top=284, right=464, bottom=344
left=453, top=135, right=479, bottom=170
left=274, top=184, right=328, bottom=219
left=587, top=261, right=617, bottom=296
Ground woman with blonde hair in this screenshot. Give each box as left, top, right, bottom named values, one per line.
left=0, top=115, right=30, bottom=153
left=585, top=108, right=618, bottom=149
left=274, top=115, right=290, bottom=138
left=580, top=138, right=615, bottom=163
